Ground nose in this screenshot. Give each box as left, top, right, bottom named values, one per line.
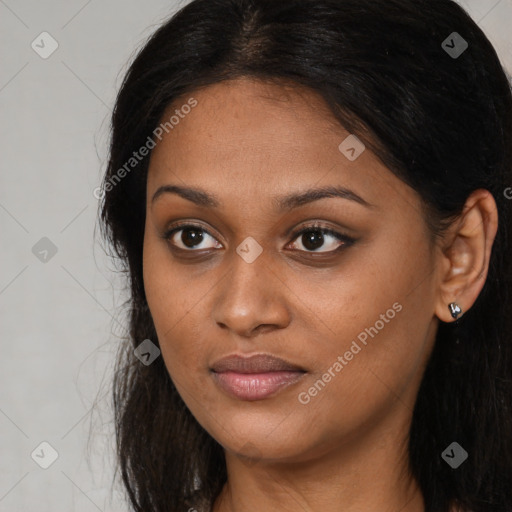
left=211, top=246, right=291, bottom=338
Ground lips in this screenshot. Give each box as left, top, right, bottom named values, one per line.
left=211, top=353, right=305, bottom=373
left=210, top=353, right=306, bottom=401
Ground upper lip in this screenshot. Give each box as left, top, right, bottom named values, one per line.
left=210, top=353, right=305, bottom=374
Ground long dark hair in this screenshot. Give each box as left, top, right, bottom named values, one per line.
left=97, top=1, right=512, bottom=510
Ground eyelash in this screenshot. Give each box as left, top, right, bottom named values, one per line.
left=162, top=221, right=356, bottom=254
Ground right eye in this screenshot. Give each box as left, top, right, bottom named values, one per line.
left=164, top=223, right=223, bottom=251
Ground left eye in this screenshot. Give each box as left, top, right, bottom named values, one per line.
left=164, top=223, right=354, bottom=253
left=288, top=225, right=354, bottom=253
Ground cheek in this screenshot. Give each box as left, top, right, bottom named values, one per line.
left=143, top=270, right=212, bottom=409
left=142, top=236, right=214, bottom=381
left=299, top=234, right=435, bottom=419
left=302, top=230, right=430, bottom=360
left=301, top=228, right=428, bottom=347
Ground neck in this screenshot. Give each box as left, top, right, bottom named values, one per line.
left=212, top=402, right=425, bottom=512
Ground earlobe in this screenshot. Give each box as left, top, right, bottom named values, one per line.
left=434, top=189, right=498, bottom=323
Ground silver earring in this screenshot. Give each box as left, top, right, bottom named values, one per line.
left=448, top=302, right=462, bottom=320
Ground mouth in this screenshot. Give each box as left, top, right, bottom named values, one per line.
left=210, top=353, right=307, bottom=401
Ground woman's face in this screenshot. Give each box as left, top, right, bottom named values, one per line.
left=143, top=77, right=441, bottom=464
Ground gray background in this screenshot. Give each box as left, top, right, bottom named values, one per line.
left=1, top=0, right=511, bottom=510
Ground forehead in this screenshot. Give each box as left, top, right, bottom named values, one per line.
left=146, top=78, right=412, bottom=215
left=151, top=78, right=345, bottom=163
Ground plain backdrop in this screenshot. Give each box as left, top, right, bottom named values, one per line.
left=1, top=0, right=511, bottom=510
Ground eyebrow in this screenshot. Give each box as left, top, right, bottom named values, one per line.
left=151, top=184, right=375, bottom=210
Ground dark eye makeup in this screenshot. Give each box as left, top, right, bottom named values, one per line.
left=161, top=220, right=357, bottom=255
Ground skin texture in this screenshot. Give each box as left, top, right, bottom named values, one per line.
left=142, top=77, right=498, bottom=512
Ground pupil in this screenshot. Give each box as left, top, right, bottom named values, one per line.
left=183, top=228, right=203, bottom=248
left=303, top=230, right=323, bottom=250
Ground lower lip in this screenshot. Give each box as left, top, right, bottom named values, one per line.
left=211, top=370, right=306, bottom=401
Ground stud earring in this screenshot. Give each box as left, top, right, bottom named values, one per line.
left=448, top=302, right=462, bottom=320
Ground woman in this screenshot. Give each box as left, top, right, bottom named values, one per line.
left=97, top=0, right=512, bottom=511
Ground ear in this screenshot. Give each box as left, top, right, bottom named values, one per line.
left=434, top=189, right=498, bottom=323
